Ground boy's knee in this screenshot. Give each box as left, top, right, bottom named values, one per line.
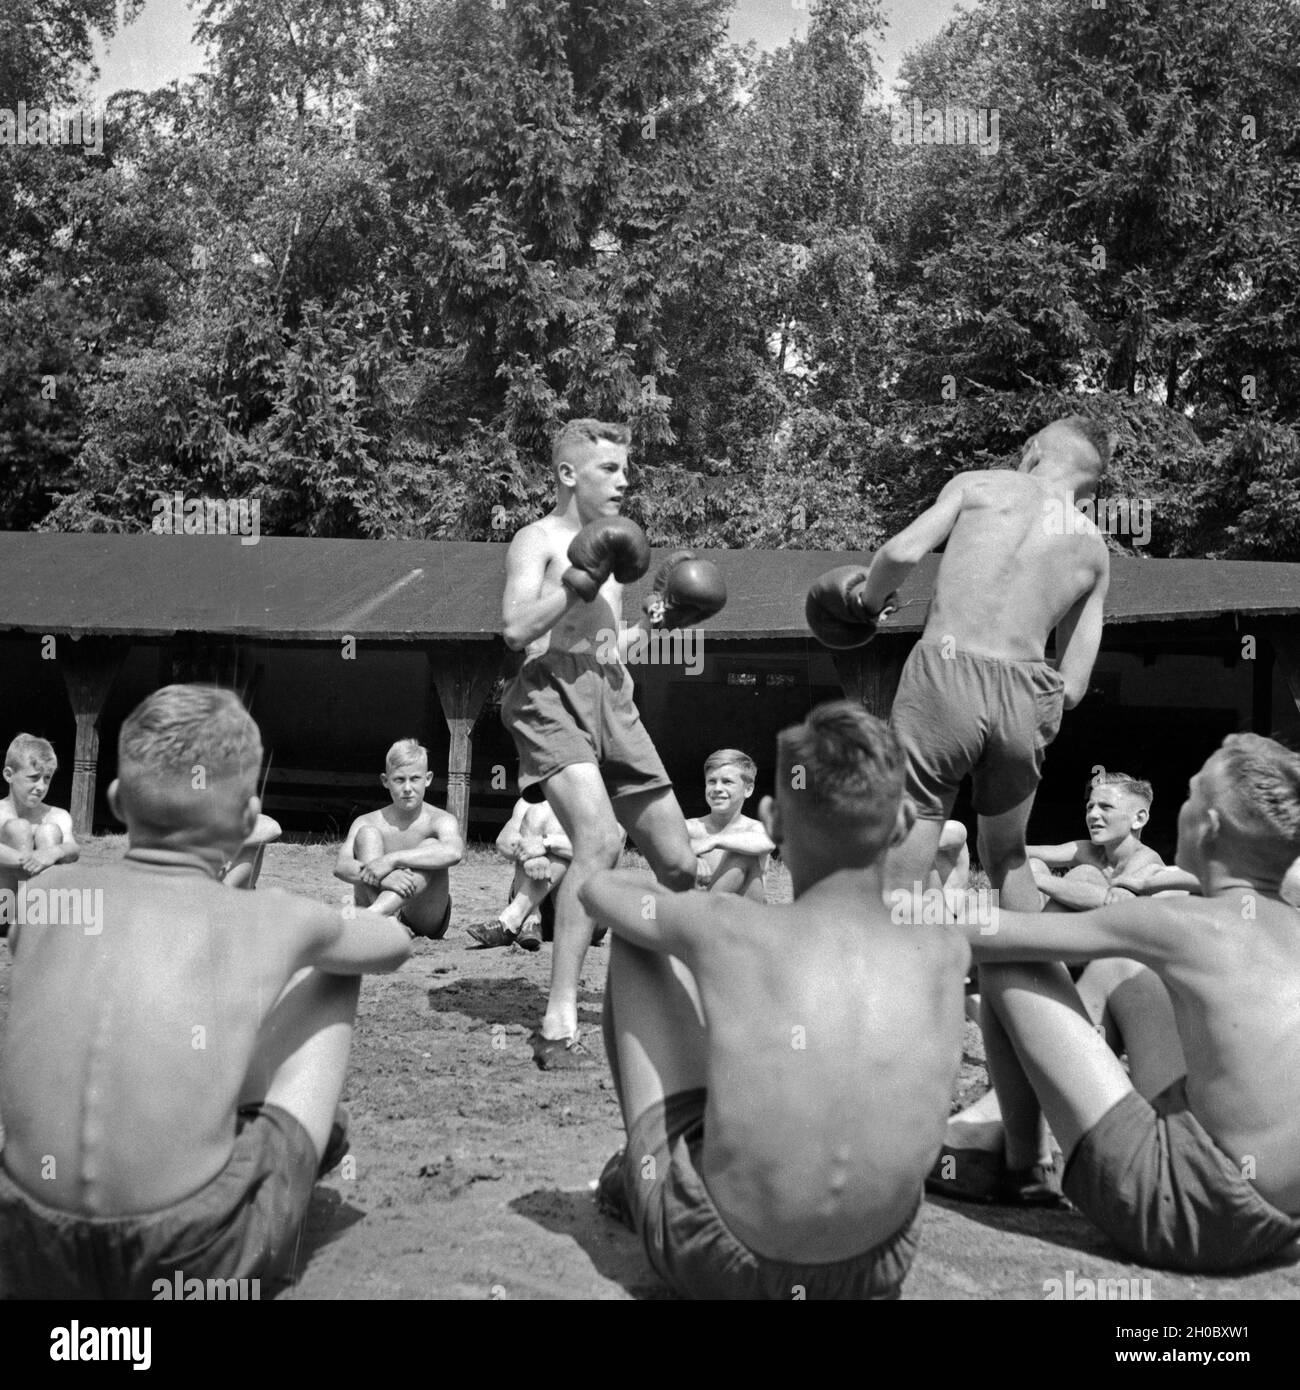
left=1063, top=863, right=1108, bottom=888
left=354, top=827, right=384, bottom=859
left=660, top=848, right=697, bottom=894
left=32, top=824, right=63, bottom=849
left=0, top=820, right=34, bottom=850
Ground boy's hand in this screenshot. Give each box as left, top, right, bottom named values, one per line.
left=523, top=855, right=551, bottom=881
left=20, top=848, right=58, bottom=875
left=692, top=834, right=717, bottom=855
left=381, top=868, right=419, bottom=898
left=1030, top=859, right=1054, bottom=888
left=360, top=854, right=396, bottom=887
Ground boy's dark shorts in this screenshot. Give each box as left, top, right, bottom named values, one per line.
left=622, top=1088, right=922, bottom=1300
left=398, top=895, right=452, bottom=941
left=502, top=650, right=672, bottom=802
left=890, top=640, right=1066, bottom=820
left=1063, top=1077, right=1300, bottom=1273
left=0, top=1102, right=319, bottom=1299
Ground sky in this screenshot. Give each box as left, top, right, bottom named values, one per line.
left=90, top=0, right=963, bottom=98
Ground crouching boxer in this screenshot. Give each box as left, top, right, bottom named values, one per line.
left=500, top=418, right=726, bottom=1068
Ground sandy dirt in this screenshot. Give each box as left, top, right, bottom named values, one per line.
left=2, top=836, right=1298, bottom=1302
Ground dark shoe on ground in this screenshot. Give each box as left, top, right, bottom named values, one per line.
left=529, top=1030, right=595, bottom=1071
left=515, top=918, right=543, bottom=952
left=996, top=1158, right=1063, bottom=1207
left=590, top=926, right=608, bottom=947
left=595, top=1149, right=634, bottom=1229
left=317, top=1105, right=350, bottom=1180
left=924, top=1144, right=1004, bottom=1203
left=466, top=919, right=516, bottom=949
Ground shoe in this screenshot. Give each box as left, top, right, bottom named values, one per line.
left=997, top=1158, right=1063, bottom=1208
left=529, top=1030, right=595, bottom=1071
left=516, top=918, right=543, bottom=952
left=925, top=1144, right=1004, bottom=1203
left=595, top=1149, right=634, bottom=1229
left=590, top=926, right=608, bottom=947
left=317, top=1106, right=350, bottom=1179
left=466, top=919, right=515, bottom=948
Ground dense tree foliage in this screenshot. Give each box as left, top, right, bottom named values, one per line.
left=1, top=0, right=1296, bottom=557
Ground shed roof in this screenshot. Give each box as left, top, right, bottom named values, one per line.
left=1, top=533, right=1297, bottom=641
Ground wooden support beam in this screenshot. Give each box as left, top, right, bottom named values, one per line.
left=427, top=641, right=505, bottom=831
left=58, top=636, right=131, bottom=837
left=831, top=643, right=908, bottom=721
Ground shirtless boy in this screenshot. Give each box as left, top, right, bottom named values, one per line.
left=806, top=415, right=1114, bottom=910
left=584, top=702, right=968, bottom=1298
left=0, top=685, right=411, bottom=1298
left=951, top=733, right=1300, bottom=1272
left=686, top=749, right=774, bottom=900
left=0, top=734, right=78, bottom=935
left=501, top=418, right=725, bottom=1067
left=334, top=739, right=464, bottom=940
left=934, top=770, right=1172, bottom=1201
left=467, top=795, right=580, bottom=951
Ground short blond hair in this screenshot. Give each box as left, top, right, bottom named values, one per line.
left=5, top=733, right=56, bottom=774
left=1213, top=734, right=1300, bottom=877
left=385, top=738, right=428, bottom=772
left=118, top=686, right=262, bottom=791
left=704, top=749, right=757, bottom=783
left=551, top=418, right=631, bottom=472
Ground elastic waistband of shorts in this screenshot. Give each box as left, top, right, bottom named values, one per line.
left=914, top=637, right=1062, bottom=673
left=521, top=648, right=615, bottom=675
left=0, top=1101, right=307, bottom=1229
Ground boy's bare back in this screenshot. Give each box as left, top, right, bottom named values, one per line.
left=683, top=884, right=967, bottom=1260
left=0, top=857, right=402, bottom=1216
left=929, top=471, right=1107, bottom=660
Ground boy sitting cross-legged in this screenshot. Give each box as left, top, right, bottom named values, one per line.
left=0, top=685, right=412, bottom=1298
left=583, top=701, right=969, bottom=1299
left=950, top=733, right=1300, bottom=1272
left=685, top=749, right=774, bottom=900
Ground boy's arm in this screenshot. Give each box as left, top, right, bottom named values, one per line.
left=538, top=825, right=573, bottom=861
left=862, top=476, right=968, bottom=614
left=333, top=817, right=369, bottom=885
left=502, top=525, right=582, bottom=651
left=1035, top=870, right=1107, bottom=911
left=580, top=869, right=718, bottom=958
left=388, top=811, right=465, bottom=872
left=302, top=901, right=413, bottom=975
left=695, top=823, right=776, bottom=857
left=968, top=897, right=1185, bottom=969
left=496, top=799, right=528, bottom=860
left=1109, top=865, right=1201, bottom=898
left=1053, top=554, right=1109, bottom=709
left=16, top=810, right=80, bottom=871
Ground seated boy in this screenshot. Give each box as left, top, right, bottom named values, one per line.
left=0, top=685, right=411, bottom=1298
left=685, top=749, right=774, bottom=901
left=221, top=813, right=282, bottom=889
left=467, top=796, right=577, bottom=951
left=334, top=739, right=464, bottom=940
left=934, top=771, right=1171, bottom=1200
left=582, top=701, right=969, bottom=1299
left=0, top=734, right=78, bottom=937
left=946, top=732, right=1300, bottom=1272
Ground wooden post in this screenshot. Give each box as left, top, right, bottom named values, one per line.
left=831, top=644, right=907, bottom=721
left=427, top=641, right=505, bottom=831
left=58, top=636, right=131, bottom=837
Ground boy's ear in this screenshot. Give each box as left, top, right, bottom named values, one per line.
left=422, top=771, right=433, bottom=786
left=556, top=458, right=576, bottom=489
left=889, top=795, right=917, bottom=849
left=1132, top=805, right=1149, bottom=830
left=758, top=795, right=780, bottom=845
left=107, top=779, right=123, bottom=823
left=242, top=795, right=260, bottom=841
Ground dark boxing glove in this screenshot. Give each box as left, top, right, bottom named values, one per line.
left=643, top=550, right=727, bottom=629
left=805, top=566, right=898, bottom=649
left=562, top=516, right=652, bottom=601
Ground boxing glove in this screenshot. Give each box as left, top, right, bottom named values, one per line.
left=805, top=566, right=897, bottom=649
left=562, top=516, right=652, bottom=601
left=643, top=550, right=727, bottom=629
